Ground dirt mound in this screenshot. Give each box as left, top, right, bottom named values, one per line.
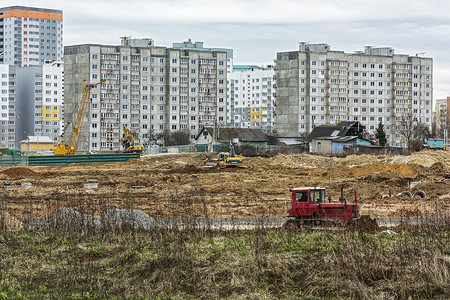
left=353, top=215, right=378, bottom=233
left=0, top=167, right=37, bottom=178
left=389, top=150, right=450, bottom=169
left=0, top=211, right=23, bottom=231
left=351, top=164, right=415, bottom=177
left=364, top=171, right=404, bottom=183
left=393, top=208, right=422, bottom=218
left=168, top=164, right=202, bottom=174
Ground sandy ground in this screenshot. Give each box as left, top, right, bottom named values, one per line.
left=0, top=150, right=449, bottom=220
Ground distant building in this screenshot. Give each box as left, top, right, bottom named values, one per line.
left=308, top=121, right=373, bottom=155
left=64, top=38, right=229, bottom=152
left=0, top=64, right=16, bottom=148
left=19, top=135, right=54, bottom=152
left=435, top=97, right=449, bottom=141
left=15, top=60, right=64, bottom=147
left=0, top=6, right=63, bottom=67
left=227, top=65, right=275, bottom=133
left=275, top=43, right=433, bottom=147
left=195, top=127, right=269, bottom=150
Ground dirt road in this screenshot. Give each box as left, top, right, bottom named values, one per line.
left=0, top=150, right=449, bottom=220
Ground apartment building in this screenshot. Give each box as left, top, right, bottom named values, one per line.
left=0, top=6, right=63, bottom=67
left=15, top=60, right=64, bottom=147
left=435, top=97, right=449, bottom=140
left=0, top=64, right=16, bottom=148
left=227, top=65, right=275, bottom=133
left=64, top=38, right=229, bottom=152
left=275, top=43, right=433, bottom=146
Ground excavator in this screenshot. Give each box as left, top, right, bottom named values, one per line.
left=121, top=124, right=144, bottom=153
left=53, top=80, right=105, bottom=155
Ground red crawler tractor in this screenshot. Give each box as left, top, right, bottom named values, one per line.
left=284, top=186, right=360, bottom=229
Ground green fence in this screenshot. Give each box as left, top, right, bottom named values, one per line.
left=158, top=145, right=197, bottom=154
left=196, top=144, right=228, bottom=153
left=0, top=156, right=29, bottom=166
left=0, top=153, right=140, bottom=166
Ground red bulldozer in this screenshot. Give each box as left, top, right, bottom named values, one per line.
left=283, top=186, right=360, bottom=229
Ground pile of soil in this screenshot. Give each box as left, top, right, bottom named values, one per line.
left=354, top=215, right=379, bottom=233
left=1, top=167, right=37, bottom=178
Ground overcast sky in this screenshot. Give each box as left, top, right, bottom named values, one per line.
left=6, top=0, right=450, bottom=101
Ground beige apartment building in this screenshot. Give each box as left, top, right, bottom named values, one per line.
left=275, top=43, right=433, bottom=147
left=64, top=38, right=229, bottom=152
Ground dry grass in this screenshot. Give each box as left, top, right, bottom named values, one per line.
left=0, top=220, right=449, bottom=299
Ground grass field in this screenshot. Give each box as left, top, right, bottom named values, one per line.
left=0, top=224, right=449, bottom=299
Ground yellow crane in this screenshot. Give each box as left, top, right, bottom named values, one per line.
left=53, top=80, right=105, bottom=155
left=121, top=124, right=144, bottom=153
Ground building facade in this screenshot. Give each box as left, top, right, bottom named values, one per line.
left=64, top=38, right=229, bottom=152
left=0, top=6, right=63, bottom=67
left=275, top=43, right=433, bottom=147
left=227, top=65, right=275, bottom=133
left=15, top=60, right=64, bottom=147
left=435, top=97, right=449, bottom=141
left=0, top=64, right=16, bottom=148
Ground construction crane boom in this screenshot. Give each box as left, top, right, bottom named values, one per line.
left=53, top=79, right=105, bottom=155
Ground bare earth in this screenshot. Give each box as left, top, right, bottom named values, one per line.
left=0, top=150, right=449, bottom=220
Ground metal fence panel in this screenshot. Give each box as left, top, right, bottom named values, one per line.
left=25, top=153, right=140, bottom=166
left=0, top=156, right=29, bottom=166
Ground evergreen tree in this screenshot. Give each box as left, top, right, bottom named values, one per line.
left=374, top=121, right=387, bottom=146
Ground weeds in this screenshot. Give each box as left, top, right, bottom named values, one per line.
left=0, top=189, right=449, bottom=299
left=0, top=226, right=448, bottom=299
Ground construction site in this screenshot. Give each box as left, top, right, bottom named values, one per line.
left=0, top=149, right=448, bottom=231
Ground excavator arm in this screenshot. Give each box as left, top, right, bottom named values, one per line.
left=121, top=124, right=144, bottom=153
left=122, top=124, right=135, bottom=149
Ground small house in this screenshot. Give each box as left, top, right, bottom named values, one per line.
left=195, top=127, right=268, bottom=152
left=310, top=136, right=373, bottom=155
left=308, top=122, right=374, bottom=155
left=20, top=136, right=54, bottom=153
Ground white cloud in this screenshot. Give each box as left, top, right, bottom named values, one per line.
left=4, top=0, right=450, bottom=99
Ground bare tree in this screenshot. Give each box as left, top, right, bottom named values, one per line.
left=397, top=115, right=431, bottom=151
left=160, top=130, right=191, bottom=146
left=171, top=130, right=191, bottom=146
left=438, top=107, right=449, bottom=139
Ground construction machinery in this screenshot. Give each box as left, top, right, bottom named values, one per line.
left=205, top=142, right=245, bottom=168
left=53, top=80, right=105, bottom=155
left=121, top=124, right=144, bottom=153
left=283, top=186, right=360, bottom=229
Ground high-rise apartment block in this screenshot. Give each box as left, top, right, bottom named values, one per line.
left=64, top=38, right=229, bottom=152
left=15, top=61, right=64, bottom=146
left=275, top=43, right=433, bottom=146
left=227, top=65, right=275, bottom=133
left=0, top=6, right=63, bottom=67
left=0, top=64, right=16, bottom=148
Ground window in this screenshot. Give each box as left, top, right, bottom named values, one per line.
left=296, top=192, right=309, bottom=203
